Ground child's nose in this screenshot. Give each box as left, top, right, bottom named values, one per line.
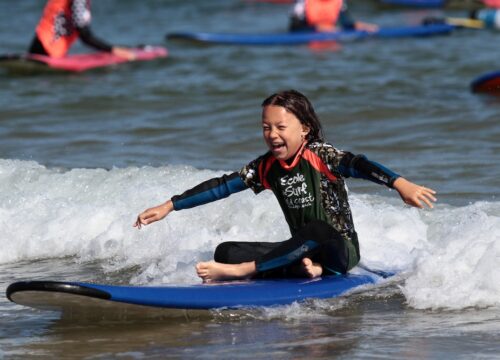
left=269, top=128, right=278, bottom=138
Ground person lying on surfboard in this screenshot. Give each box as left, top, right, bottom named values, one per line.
left=289, top=0, right=378, bottom=33
left=134, top=90, right=436, bottom=282
left=28, top=0, right=136, bottom=60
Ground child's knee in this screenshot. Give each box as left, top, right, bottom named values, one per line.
left=213, top=242, right=234, bottom=263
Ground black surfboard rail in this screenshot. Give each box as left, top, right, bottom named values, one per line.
left=6, top=281, right=111, bottom=303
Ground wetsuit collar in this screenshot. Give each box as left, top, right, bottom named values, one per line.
left=279, top=141, right=307, bottom=170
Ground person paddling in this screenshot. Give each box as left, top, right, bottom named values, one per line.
left=28, top=0, right=135, bottom=60
left=289, top=0, right=378, bottom=32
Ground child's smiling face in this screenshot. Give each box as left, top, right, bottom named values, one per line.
left=262, top=105, right=310, bottom=161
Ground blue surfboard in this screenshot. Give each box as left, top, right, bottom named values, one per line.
left=6, top=271, right=392, bottom=316
left=166, top=24, right=454, bottom=46
left=471, top=70, right=500, bottom=93
left=379, top=0, right=445, bottom=8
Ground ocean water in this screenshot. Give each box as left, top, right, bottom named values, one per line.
left=0, top=0, right=499, bottom=359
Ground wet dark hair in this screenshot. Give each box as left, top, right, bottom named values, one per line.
left=261, top=89, right=324, bottom=142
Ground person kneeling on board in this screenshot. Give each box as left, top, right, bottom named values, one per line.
left=28, top=0, right=135, bottom=60
left=289, top=0, right=378, bottom=33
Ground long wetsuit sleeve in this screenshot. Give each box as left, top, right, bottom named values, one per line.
left=338, top=153, right=401, bottom=188
left=338, top=2, right=356, bottom=30
left=171, top=172, right=248, bottom=211
left=72, top=0, right=113, bottom=52
left=78, top=26, right=113, bottom=52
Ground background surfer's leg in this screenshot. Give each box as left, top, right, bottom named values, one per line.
left=27, top=36, right=48, bottom=55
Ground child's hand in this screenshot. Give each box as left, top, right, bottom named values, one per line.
left=392, top=177, right=437, bottom=209
left=134, top=200, right=174, bottom=229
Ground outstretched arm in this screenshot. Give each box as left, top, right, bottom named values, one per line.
left=79, top=27, right=136, bottom=60
left=338, top=2, right=379, bottom=32
left=133, top=172, right=248, bottom=229
left=392, top=177, right=437, bottom=209
left=72, top=1, right=136, bottom=60
left=338, top=153, right=437, bottom=208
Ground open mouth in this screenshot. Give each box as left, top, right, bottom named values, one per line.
left=272, top=143, right=285, bottom=151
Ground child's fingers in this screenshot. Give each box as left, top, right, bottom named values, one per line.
left=133, top=216, right=144, bottom=228
left=410, top=198, right=424, bottom=208
left=412, top=187, right=437, bottom=208
left=418, top=190, right=436, bottom=208
left=422, top=186, right=437, bottom=194
left=421, top=195, right=434, bottom=209
left=422, top=187, right=437, bottom=200
left=134, top=210, right=154, bottom=228
left=422, top=188, right=437, bottom=204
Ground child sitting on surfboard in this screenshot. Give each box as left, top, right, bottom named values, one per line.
left=28, top=0, right=135, bottom=60
left=289, top=0, right=378, bottom=32
left=134, top=90, right=436, bottom=282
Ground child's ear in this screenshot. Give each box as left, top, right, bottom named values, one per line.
left=302, top=125, right=310, bottom=137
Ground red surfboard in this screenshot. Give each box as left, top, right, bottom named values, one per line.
left=0, top=46, right=167, bottom=73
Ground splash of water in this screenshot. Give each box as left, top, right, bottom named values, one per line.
left=1, top=159, right=498, bottom=310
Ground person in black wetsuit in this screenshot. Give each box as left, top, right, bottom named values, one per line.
left=134, top=90, right=437, bottom=282
left=28, top=0, right=135, bottom=59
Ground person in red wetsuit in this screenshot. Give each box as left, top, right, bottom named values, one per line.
left=28, top=0, right=135, bottom=59
left=480, top=0, right=500, bottom=7
left=134, top=90, right=436, bottom=282
left=289, top=0, right=378, bottom=32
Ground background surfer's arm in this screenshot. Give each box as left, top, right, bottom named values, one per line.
left=72, top=0, right=112, bottom=52
left=171, top=172, right=248, bottom=211
left=338, top=3, right=356, bottom=30
left=78, top=26, right=113, bottom=52
left=338, top=153, right=401, bottom=188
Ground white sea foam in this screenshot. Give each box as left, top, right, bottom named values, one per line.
left=1, top=159, right=499, bottom=310
left=402, top=202, right=500, bottom=310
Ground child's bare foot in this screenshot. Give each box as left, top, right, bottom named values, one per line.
left=299, top=258, right=323, bottom=279
left=195, top=261, right=257, bottom=282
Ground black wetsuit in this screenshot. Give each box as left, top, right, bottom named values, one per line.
left=171, top=142, right=400, bottom=277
